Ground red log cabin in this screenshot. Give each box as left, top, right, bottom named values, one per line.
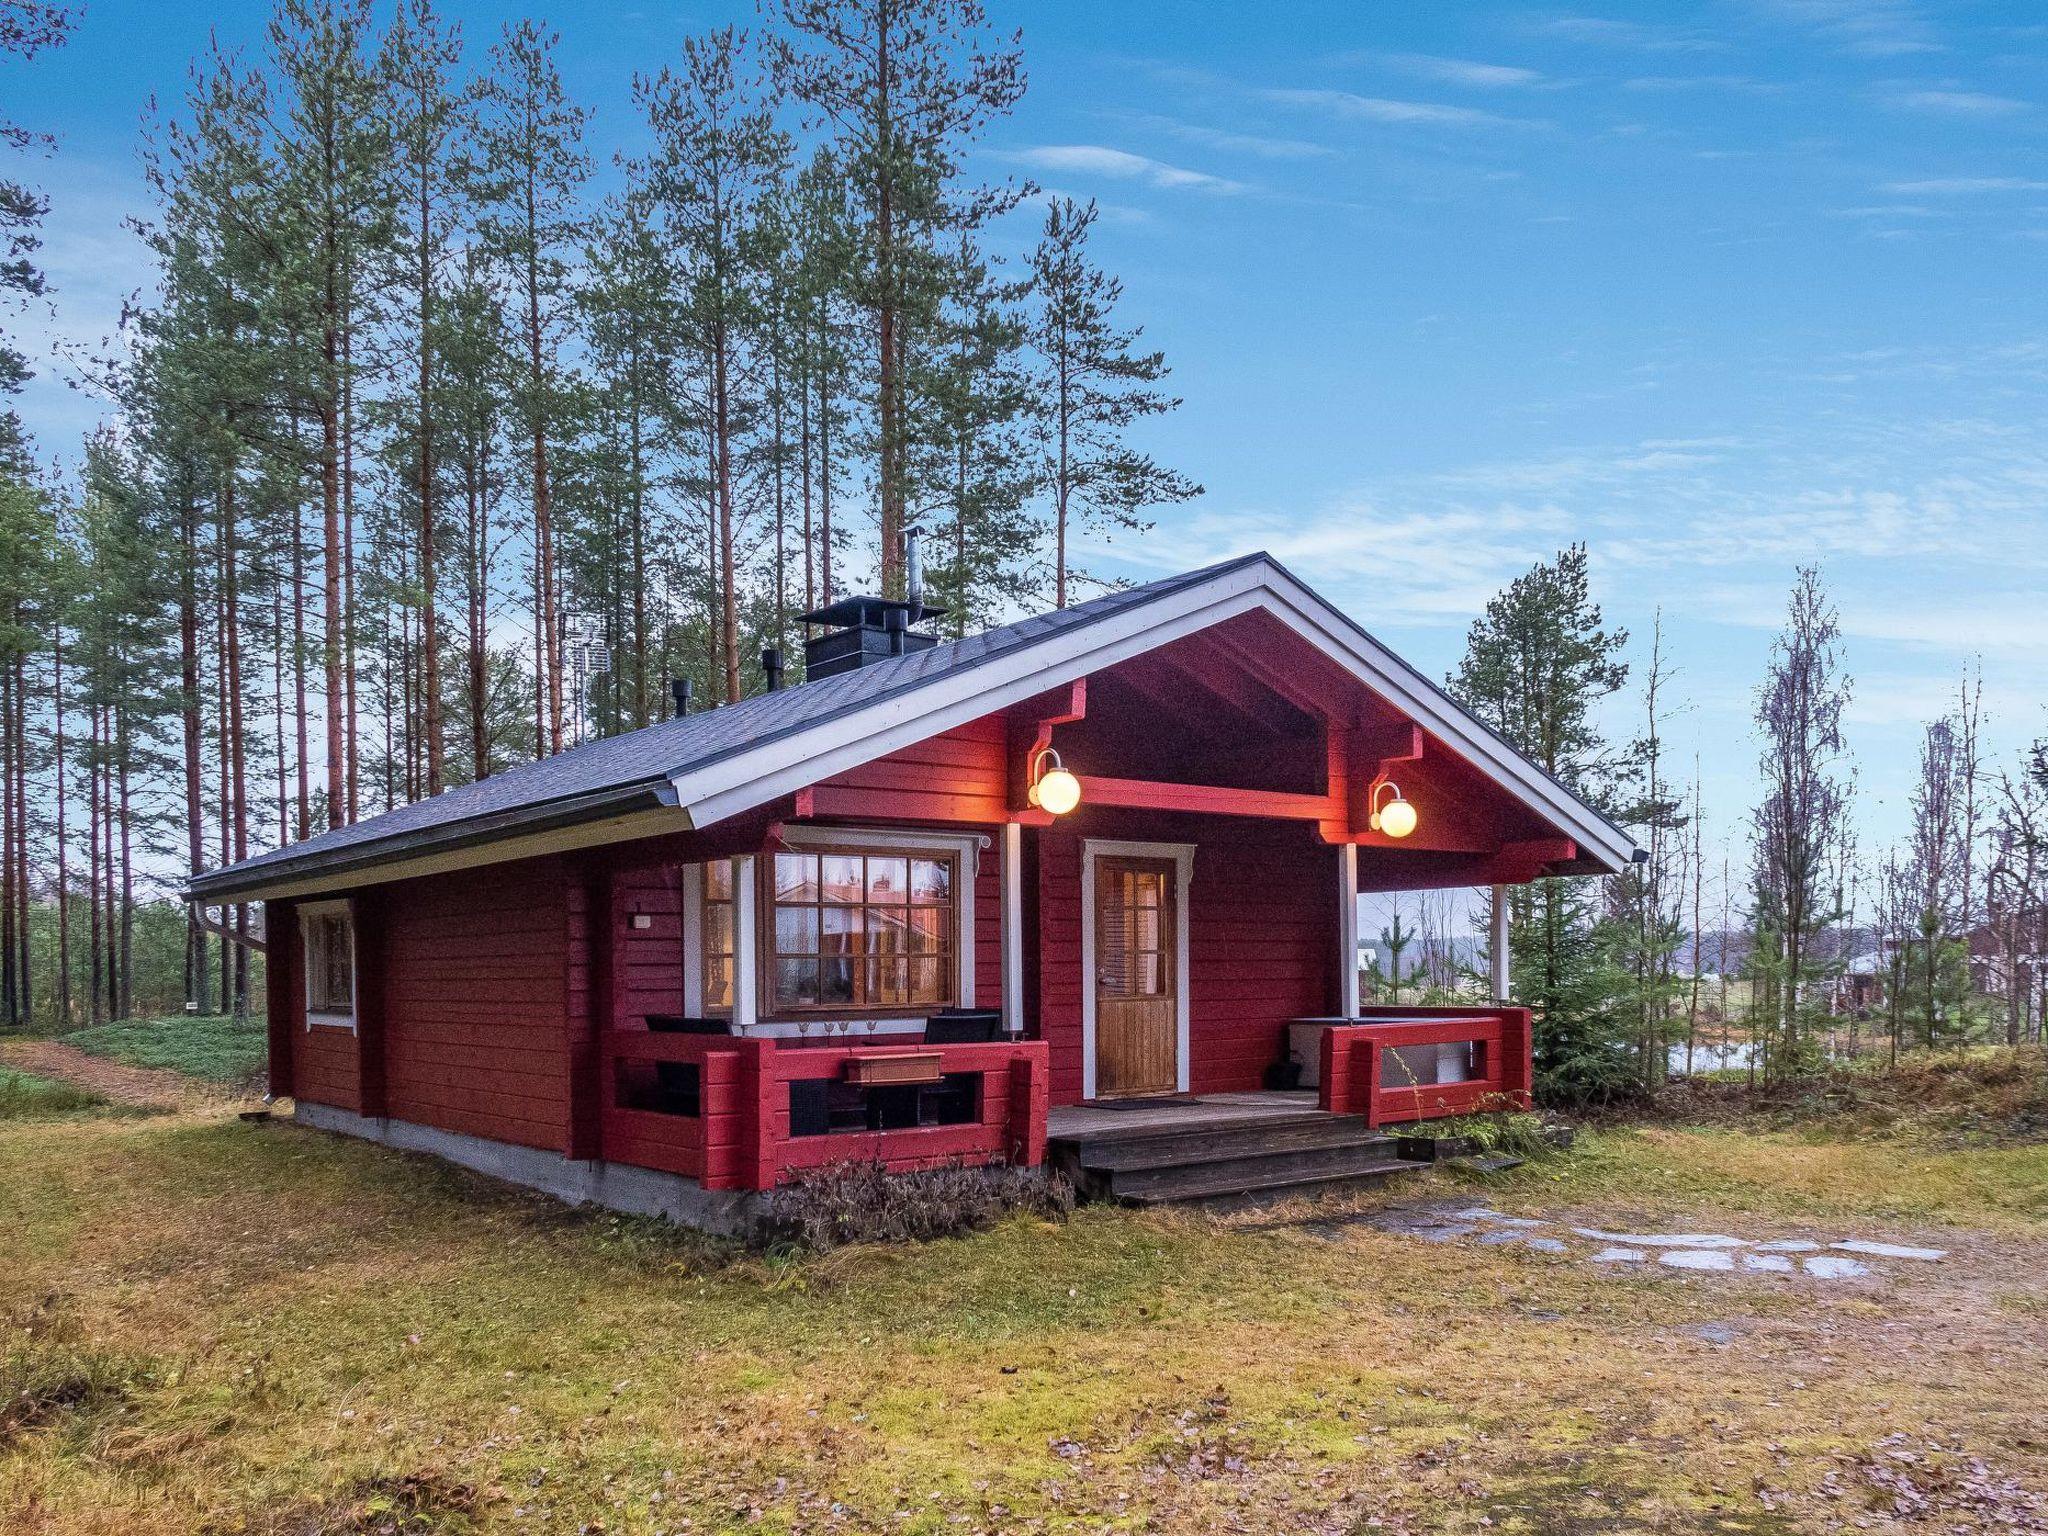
left=190, top=554, right=1637, bottom=1229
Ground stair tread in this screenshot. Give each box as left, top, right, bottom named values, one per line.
left=1086, top=1124, right=1401, bottom=1173
left=1119, top=1159, right=1430, bottom=1206
left=1054, top=1110, right=1338, bottom=1154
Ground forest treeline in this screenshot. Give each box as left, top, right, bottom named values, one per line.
left=0, top=0, right=1199, bottom=1023
left=1, top=4, right=2043, bottom=1109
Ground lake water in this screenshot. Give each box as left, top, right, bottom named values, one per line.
left=1667, top=1039, right=1759, bottom=1075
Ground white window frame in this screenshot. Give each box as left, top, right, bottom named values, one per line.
left=683, top=828, right=988, bottom=1040
left=299, top=898, right=357, bottom=1033
left=1080, top=838, right=1195, bottom=1100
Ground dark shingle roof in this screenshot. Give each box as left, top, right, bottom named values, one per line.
left=188, top=555, right=1263, bottom=899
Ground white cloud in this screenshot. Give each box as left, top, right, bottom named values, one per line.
left=1111, top=113, right=1335, bottom=161
left=1007, top=145, right=1247, bottom=195
left=1536, top=16, right=1719, bottom=53
left=1350, top=52, right=1549, bottom=89
left=1263, top=89, right=1537, bottom=131
left=1888, top=88, right=2031, bottom=117
left=1623, top=74, right=1785, bottom=93
left=1879, top=176, right=2048, bottom=194
left=1748, top=0, right=1942, bottom=57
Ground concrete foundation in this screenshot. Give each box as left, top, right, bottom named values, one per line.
left=292, top=1101, right=762, bottom=1237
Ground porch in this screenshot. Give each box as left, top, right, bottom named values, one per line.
left=594, top=1006, right=1530, bottom=1199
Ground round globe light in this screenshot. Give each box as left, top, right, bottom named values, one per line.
left=1032, top=765, right=1082, bottom=816
left=1377, top=795, right=1418, bottom=839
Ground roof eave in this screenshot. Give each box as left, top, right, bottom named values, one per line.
left=185, top=778, right=682, bottom=904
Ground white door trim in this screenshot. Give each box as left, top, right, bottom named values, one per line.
left=1080, top=838, right=1195, bottom=1100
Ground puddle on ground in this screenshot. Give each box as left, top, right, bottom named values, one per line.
left=1333, top=1200, right=1945, bottom=1283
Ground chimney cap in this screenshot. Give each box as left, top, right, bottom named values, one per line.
left=797, top=594, right=947, bottom=628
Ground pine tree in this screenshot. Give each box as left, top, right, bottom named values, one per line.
left=909, top=231, right=1035, bottom=631
left=769, top=0, right=1027, bottom=597
left=1028, top=196, right=1199, bottom=608
left=1748, top=566, right=1853, bottom=1075
left=378, top=0, right=469, bottom=796
left=640, top=27, right=790, bottom=703
left=1450, top=543, right=1634, bottom=1105
left=473, top=19, right=590, bottom=758
left=0, top=0, right=76, bottom=400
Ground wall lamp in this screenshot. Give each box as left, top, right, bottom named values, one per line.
left=1369, top=779, right=1418, bottom=839
left=1027, top=746, right=1082, bottom=816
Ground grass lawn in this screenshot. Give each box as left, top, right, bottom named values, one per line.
left=3, top=1075, right=2046, bottom=1533
left=55, top=1012, right=266, bottom=1085
left=0, top=1069, right=110, bottom=1118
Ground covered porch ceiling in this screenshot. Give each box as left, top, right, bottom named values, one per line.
left=997, top=610, right=1603, bottom=892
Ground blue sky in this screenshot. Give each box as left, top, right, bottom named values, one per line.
left=7, top=0, right=2047, bottom=882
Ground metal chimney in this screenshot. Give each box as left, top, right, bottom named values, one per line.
left=761, top=646, right=784, bottom=692
left=885, top=607, right=908, bottom=655
left=670, top=678, right=693, bottom=718
left=905, top=528, right=925, bottom=620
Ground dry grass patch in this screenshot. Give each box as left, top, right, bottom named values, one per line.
left=2, top=1103, right=2047, bottom=1534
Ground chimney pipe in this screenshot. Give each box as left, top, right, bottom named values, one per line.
left=905, top=528, right=925, bottom=620
left=761, top=646, right=784, bottom=692
left=670, top=678, right=693, bottom=718
left=885, top=607, right=908, bottom=656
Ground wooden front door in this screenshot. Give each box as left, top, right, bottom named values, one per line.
left=1094, top=857, right=1180, bottom=1097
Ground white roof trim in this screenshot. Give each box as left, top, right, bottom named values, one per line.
left=668, top=558, right=1638, bottom=874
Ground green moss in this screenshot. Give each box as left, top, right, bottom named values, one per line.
left=0, top=1070, right=110, bottom=1119
left=59, top=1011, right=265, bottom=1084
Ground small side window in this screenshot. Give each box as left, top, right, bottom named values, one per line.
left=301, top=905, right=356, bottom=1029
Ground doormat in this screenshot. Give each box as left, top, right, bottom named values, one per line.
left=1093, top=1096, right=1205, bottom=1111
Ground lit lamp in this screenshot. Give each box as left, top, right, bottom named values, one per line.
left=1369, top=780, right=1417, bottom=839
left=1028, top=746, right=1082, bottom=816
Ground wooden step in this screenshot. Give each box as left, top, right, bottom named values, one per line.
left=1117, top=1157, right=1429, bottom=1209
left=1106, top=1136, right=1412, bottom=1200
left=1087, top=1121, right=1399, bottom=1173
left=1054, top=1111, right=1339, bottom=1167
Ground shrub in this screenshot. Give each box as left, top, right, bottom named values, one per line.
left=758, top=1160, right=1074, bottom=1252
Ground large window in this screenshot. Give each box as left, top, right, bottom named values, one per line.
left=768, top=850, right=956, bottom=1012
left=301, top=903, right=355, bottom=1028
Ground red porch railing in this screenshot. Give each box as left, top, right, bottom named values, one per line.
left=1317, top=1006, right=1533, bottom=1128
left=600, top=1031, right=1050, bottom=1192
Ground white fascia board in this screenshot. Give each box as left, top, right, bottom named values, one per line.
left=669, top=558, right=1638, bottom=875
left=1249, top=575, right=1639, bottom=873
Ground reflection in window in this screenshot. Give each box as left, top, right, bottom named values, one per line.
left=702, top=860, right=734, bottom=1010
left=768, top=850, right=955, bottom=1011
left=302, top=906, right=355, bottom=1024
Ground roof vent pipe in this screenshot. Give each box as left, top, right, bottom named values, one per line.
left=905, top=528, right=925, bottom=621
left=761, top=646, right=784, bottom=692
left=885, top=607, right=908, bottom=656
left=670, top=678, right=693, bottom=718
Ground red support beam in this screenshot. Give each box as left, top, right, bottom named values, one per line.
left=1007, top=679, right=1087, bottom=823
left=264, top=898, right=297, bottom=1100
left=1074, top=774, right=1341, bottom=822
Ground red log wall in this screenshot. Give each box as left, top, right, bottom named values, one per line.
left=1036, top=813, right=1338, bottom=1106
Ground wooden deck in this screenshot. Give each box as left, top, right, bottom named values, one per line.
left=1045, top=1090, right=1320, bottom=1140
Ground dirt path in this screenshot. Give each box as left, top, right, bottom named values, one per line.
left=0, top=1037, right=234, bottom=1111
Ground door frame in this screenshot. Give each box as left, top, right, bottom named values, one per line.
left=1080, top=838, right=1195, bottom=1100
